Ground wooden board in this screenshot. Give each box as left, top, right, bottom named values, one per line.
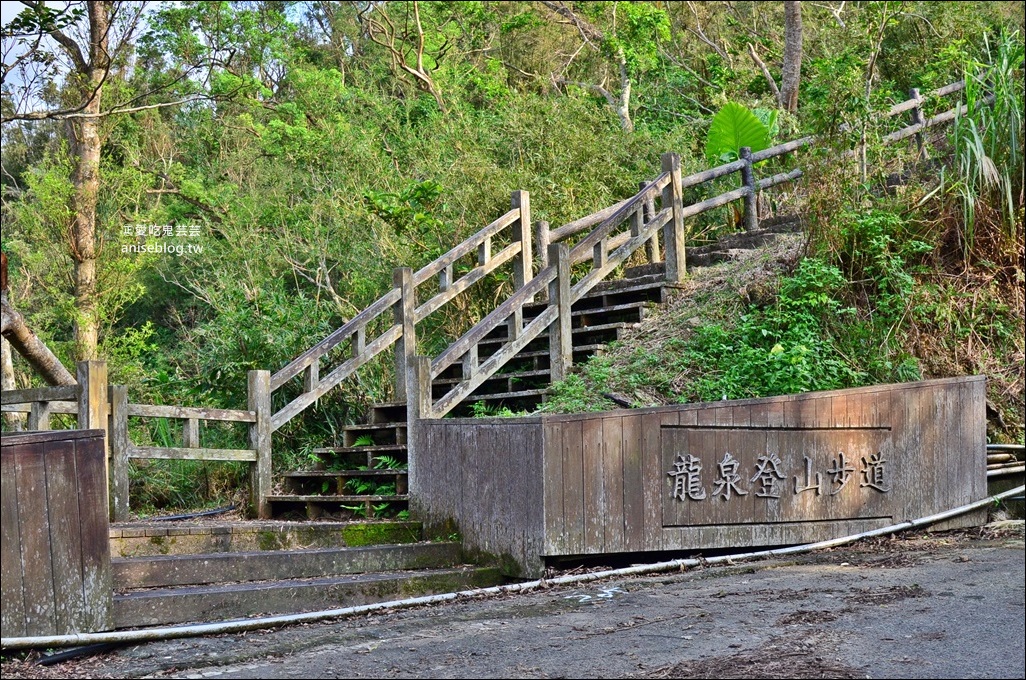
left=1, top=429, right=113, bottom=637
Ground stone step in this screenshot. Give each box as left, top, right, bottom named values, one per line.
left=113, top=542, right=461, bottom=589
left=109, top=520, right=423, bottom=558
left=113, top=566, right=503, bottom=628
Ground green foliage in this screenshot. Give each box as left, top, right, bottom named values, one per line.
left=947, top=31, right=1025, bottom=245
left=373, top=455, right=407, bottom=470
left=680, top=259, right=865, bottom=401
left=705, top=102, right=772, bottom=164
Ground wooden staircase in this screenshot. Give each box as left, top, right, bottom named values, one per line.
left=267, top=271, right=680, bottom=519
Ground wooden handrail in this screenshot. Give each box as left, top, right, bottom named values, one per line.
left=414, top=241, right=522, bottom=322
left=886, top=80, right=966, bottom=117
left=271, top=287, right=401, bottom=390
left=412, top=209, right=519, bottom=286
left=125, top=403, right=257, bottom=423
left=1, top=385, right=79, bottom=404
left=272, top=322, right=403, bottom=431
left=430, top=264, right=557, bottom=380
left=567, top=181, right=662, bottom=264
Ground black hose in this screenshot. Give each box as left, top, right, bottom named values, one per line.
left=149, top=504, right=236, bottom=522
left=36, top=642, right=124, bottom=666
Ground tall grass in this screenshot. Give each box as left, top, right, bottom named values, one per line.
left=949, top=31, right=1025, bottom=254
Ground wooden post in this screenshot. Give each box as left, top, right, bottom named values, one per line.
left=536, top=221, right=551, bottom=269
left=536, top=220, right=550, bottom=301
left=183, top=417, right=199, bottom=448
left=393, top=267, right=416, bottom=403
left=76, top=361, right=108, bottom=453
left=548, top=243, right=573, bottom=383
left=660, top=152, right=686, bottom=283
left=28, top=401, right=51, bottom=431
left=639, top=180, right=660, bottom=264
left=108, top=385, right=130, bottom=522
left=739, top=146, right=759, bottom=232
left=248, top=370, right=272, bottom=519
left=909, top=87, right=926, bottom=155
left=512, top=191, right=533, bottom=294
left=406, top=354, right=432, bottom=509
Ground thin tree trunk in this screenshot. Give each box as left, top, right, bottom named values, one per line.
left=1, top=336, right=26, bottom=430
left=780, top=1, right=803, bottom=113
left=66, top=2, right=111, bottom=361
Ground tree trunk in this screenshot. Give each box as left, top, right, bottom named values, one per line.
left=614, top=48, right=634, bottom=133
left=1, top=336, right=26, bottom=430
left=65, top=3, right=111, bottom=361
left=780, top=1, right=803, bottom=113
left=1, top=295, right=78, bottom=386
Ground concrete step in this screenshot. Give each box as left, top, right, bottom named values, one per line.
left=113, top=565, right=504, bottom=627
left=110, top=520, right=424, bottom=558
left=113, top=542, right=461, bottom=589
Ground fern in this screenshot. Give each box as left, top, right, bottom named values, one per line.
left=373, top=455, right=407, bottom=470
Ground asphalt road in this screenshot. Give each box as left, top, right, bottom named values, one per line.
left=54, top=526, right=1022, bottom=680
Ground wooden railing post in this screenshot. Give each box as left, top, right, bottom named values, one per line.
left=28, top=401, right=51, bottom=431
left=77, top=360, right=111, bottom=519
left=406, top=354, right=432, bottom=506
left=909, top=87, right=926, bottom=155
left=739, top=146, right=759, bottom=232
left=660, top=152, right=686, bottom=283
left=536, top=221, right=550, bottom=269
left=76, top=360, right=108, bottom=446
left=640, top=180, right=660, bottom=265
left=548, top=243, right=573, bottom=383
left=108, top=385, right=130, bottom=522
left=248, top=370, right=272, bottom=519
left=394, top=267, right=416, bottom=403
left=512, top=191, right=533, bottom=294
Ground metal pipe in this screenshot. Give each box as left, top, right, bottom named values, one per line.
left=3, top=484, right=1021, bottom=651
left=988, top=465, right=1025, bottom=477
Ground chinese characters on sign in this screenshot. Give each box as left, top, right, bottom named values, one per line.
left=667, top=450, right=890, bottom=501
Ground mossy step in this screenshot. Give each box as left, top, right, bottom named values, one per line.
left=109, top=520, right=423, bottom=558
left=113, top=566, right=504, bottom=628
left=113, top=542, right=462, bottom=589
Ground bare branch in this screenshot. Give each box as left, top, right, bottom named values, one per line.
left=748, top=42, right=782, bottom=106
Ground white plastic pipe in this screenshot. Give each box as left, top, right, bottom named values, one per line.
left=2, top=484, right=1022, bottom=651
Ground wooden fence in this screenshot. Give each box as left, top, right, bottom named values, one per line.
left=1, top=362, right=267, bottom=521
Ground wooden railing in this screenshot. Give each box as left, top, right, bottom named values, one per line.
left=265, top=192, right=533, bottom=436
left=1, top=361, right=267, bottom=521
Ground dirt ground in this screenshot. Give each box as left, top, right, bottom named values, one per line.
left=3, top=522, right=1023, bottom=680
